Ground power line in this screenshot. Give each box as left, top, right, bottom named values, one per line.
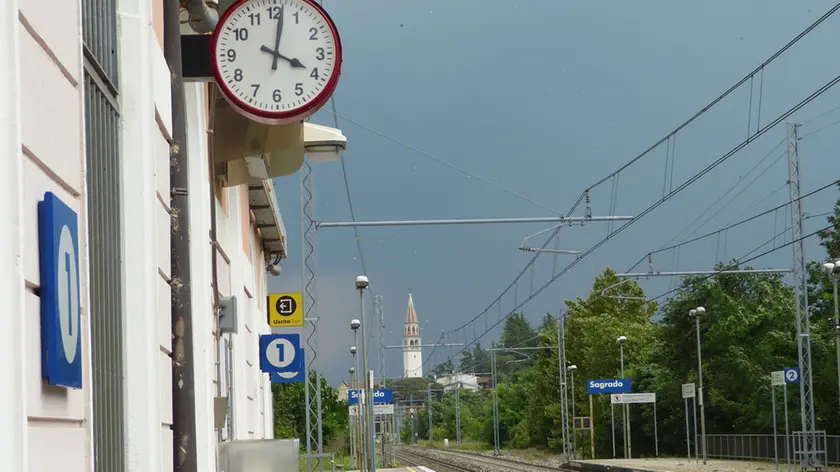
left=321, top=108, right=563, bottom=215
left=425, top=74, right=840, bottom=371
left=646, top=224, right=833, bottom=303
left=416, top=3, right=840, bottom=371
left=641, top=179, right=839, bottom=260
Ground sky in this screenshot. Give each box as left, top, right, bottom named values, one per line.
left=268, top=0, right=840, bottom=386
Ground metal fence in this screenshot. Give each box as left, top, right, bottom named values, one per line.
left=82, top=0, right=123, bottom=470
left=702, top=434, right=838, bottom=465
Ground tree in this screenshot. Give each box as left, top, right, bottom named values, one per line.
left=564, top=268, right=660, bottom=455
left=653, top=264, right=804, bottom=449
left=272, top=375, right=348, bottom=450
left=431, top=360, right=455, bottom=378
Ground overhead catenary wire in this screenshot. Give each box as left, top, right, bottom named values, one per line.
left=625, top=178, right=840, bottom=271
left=645, top=224, right=833, bottom=303
left=321, top=108, right=563, bottom=216
left=422, top=72, right=840, bottom=372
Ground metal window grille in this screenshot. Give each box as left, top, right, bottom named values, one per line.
left=82, top=0, right=123, bottom=470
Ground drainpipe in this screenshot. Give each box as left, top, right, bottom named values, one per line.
left=165, top=2, right=198, bottom=471
left=184, top=0, right=218, bottom=34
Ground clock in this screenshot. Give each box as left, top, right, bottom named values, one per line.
left=210, top=0, right=343, bottom=125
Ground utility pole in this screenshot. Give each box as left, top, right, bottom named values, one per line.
left=557, top=313, right=571, bottom=461
left=301, top=160, right=324, bottom=472
left=788, top=122, right=819, bottom=469
left=491, top=346, right=500, bottom=455
left=427, top=383, right=433, bottom=441
left=455, top=381, right=462, bottom=447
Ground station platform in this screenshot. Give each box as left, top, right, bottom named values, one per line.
left=571, top=457, right=786, bottom=472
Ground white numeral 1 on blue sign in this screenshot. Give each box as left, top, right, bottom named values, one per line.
left=59, top=228, right=79, bottom=364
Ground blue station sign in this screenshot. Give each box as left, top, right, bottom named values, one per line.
left=586, top=378, right=632, bottom=394
left=348, top=388, right=393, bottom=404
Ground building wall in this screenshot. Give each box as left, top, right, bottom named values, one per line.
left=13, top=0, right=93, bottom=470
left=119, top=0, right=173, bottom=469
left=0, top=1, right=280, bottom=470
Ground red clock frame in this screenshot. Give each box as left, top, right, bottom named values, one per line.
left=209, top=0, right=343, bottom=125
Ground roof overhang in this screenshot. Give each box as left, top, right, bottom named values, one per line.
left=248, top=179, right=287, bottom=260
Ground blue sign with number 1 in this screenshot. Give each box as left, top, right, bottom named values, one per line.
left=260, top=334, right=305, bottom=383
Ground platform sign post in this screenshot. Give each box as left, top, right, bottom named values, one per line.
left=682, top=383, right=696, bottom=461
left=587, top=379, right=631, bottom=460
left=611, top=394, right=658, bottom=458
left=771, top=371, right=785, bottom=471
left=783, top=368, right=799, bottom=472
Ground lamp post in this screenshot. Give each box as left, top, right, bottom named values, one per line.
left=617, top=335, right=630, bottom=458
left=351, top=321, right=365, bottom=472
left=356, top=276, right=376, bottom=472
left=823, top=261, right=840, bottom=409
left=349, top=366, right=357, bottom=467
left=691, top=307, right=708, bottom=464
left=568, top=364, right=578, bottom=459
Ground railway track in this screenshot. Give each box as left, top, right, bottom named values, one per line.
left=398, top=446, right=564, bottom=472
left=395, top=449, right=474, bottom=472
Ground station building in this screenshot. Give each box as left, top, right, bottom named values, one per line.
left=1, top=1, right=344, bottom=471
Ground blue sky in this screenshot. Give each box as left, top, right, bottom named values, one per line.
left=269, top=0, right=840, bottom=385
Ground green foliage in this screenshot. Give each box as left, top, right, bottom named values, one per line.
left=271, top=374, right=348, bottom=451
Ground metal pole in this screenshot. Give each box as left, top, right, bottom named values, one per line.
left=784, top=383, right=791, bottom=472
left=695, top=314, right=707, bottom=464
left=589, top=395, right=595, bottom=459
left=455, top=383, right=462, bottom=447
left=772, top=384, right=778, bottom=471
left=316, top=215, right=635, bottom=229
left=833, top=277, right=840, bottom=411
left=427, top=383, right=432, bottom=441
left=653, top=401, right=659, bottom=457
left=619, top=344, right=627, bottom=458
left=491, top=349, right=500, bottom=455
left=787, top=122, right=817, bottom=468
left=685, top=398, right=691, bottom=461
left=571, top=370, right=577, bottom=459
left=557, top=314, right=571, bottom=460
left=692, top=396, right=699, bottom=463
left=616, top=269, right=792, bottom=277
left=301, top=158, right=324, bottom=472
left=164, top=1, right=198, bottom=469
left=359, top=290, right=373, bottom=472
left=367, top=370, right=376, bottom=472
left=611, top=404, right=616, bottom=458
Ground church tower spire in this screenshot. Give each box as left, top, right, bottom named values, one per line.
left=403, top=293, right=423, bottom=378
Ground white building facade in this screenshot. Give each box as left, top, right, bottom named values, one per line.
left=403, top=293, right=423, bottom=378
left=0, top=1, right=309, bottom=471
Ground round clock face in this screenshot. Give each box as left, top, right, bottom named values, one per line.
left=211, top=0, right=342, bottom=124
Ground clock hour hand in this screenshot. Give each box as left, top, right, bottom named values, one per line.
left=260, top=45, right=306, bottom=69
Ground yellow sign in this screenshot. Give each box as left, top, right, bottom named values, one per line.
left=268, top=293, right=303, bottom=327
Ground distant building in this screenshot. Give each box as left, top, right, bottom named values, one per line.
left=476, top=375, right=492, bottom=390
left=403, top=293, right=423, bottom=378
left=337, top=380, right=364, bottom=403
left=434, top=373, right=480, bottom=392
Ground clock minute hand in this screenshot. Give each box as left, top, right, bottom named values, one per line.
left=271, top=5, right=284, bottom=71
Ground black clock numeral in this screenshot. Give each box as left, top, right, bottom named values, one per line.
left=249, top=13, right=261, bottom=25
left=315, top=48, right=325, bottom=61
left=295, top=83, right=304, bottom=96
left=226, top=49, right=236, bottom=61
left=273, top=89, right=282, bottom=102
left=310, top=68, right=320, bottom=80
left=267, top=6, right=281, bottom=19
left=234, top=69, right=243, bottom=82
left=293, top=12, right=300, bottom=24
left=251, top=84, right=260, bottom=96
left=309, top=27, right=318, bottom=40
left=234, top=28, right=248, bottom=41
